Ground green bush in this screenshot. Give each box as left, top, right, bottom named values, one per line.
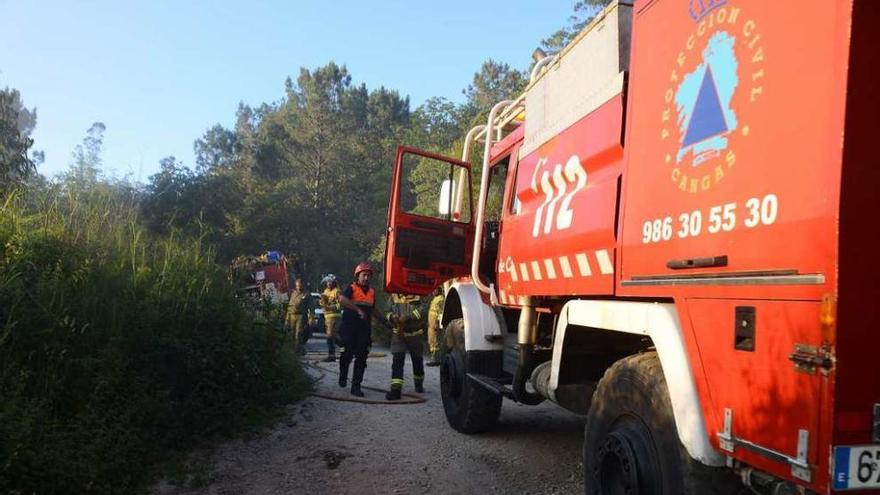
left=0, top=188, right=309, bottom=494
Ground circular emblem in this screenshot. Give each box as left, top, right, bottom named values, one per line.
left=660, top=4, right=766, bottom=194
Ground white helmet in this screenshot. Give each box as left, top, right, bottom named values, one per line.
left=321, top=273, right=337, bottom=284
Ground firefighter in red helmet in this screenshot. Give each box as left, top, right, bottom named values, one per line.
left=337, top=261, right=378, bottom=397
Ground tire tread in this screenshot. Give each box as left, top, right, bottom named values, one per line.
left=584, top=352, right=744, bottom=495
left=442, top=319, right=502, bottom=434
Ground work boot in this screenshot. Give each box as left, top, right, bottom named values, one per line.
left=385, top=388, right=401, bottom=401
left=350, top=384, right=364, bottom=397
left=352, top=363, right=366, bottom=387
left=338, top=359, right=350, bottom=387
left=322, top=355, right=336, bottom=362
left=425, top=352, right=441, bottom=367
left=415, top=382, right=424, bottom=394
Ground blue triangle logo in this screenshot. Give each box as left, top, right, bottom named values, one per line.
left=682, top=66, right=729, bottom=147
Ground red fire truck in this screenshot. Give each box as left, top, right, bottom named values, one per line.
left=383, top=1, right=879, bottom=493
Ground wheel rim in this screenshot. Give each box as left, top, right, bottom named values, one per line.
left=593, top=419, right=661, bottom=495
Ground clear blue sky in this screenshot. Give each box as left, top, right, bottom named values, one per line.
left=1, top=1, right=575, bottom=181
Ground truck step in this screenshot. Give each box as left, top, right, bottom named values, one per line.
left=467, top=373, right=515, bottom=399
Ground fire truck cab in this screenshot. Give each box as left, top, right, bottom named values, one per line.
left=384, top=1, right=880, bottom=493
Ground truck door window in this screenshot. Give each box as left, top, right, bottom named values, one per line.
left=485, top=158, right=510, bottom=222
left=400, top=153, right=471, bottom=223
left=509, top=162, right=522, bottom=215
left=479, top=157, right=510, bottom=283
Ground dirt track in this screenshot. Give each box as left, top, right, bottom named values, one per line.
left=156, top=336, right=586, bottom=495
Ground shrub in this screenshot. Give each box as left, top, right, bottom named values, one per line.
left=0, top=188, right=309, bottom=494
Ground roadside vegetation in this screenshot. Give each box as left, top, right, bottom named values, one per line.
left=0, top=185, right=309, bottom=494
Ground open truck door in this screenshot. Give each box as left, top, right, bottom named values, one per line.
left=384, top=146, right=474, bottom=295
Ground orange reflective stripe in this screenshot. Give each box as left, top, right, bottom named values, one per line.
left=349, top=283, right=375, bottom=306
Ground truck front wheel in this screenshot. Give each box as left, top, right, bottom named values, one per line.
left=583, top=352, right=742, bottom=495
left=440, top=318, right=502, bottom=434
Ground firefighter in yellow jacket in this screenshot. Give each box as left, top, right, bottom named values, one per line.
left=426, top=287, right=445, bottom=366
left=285, top=278, right=311, bottom=354
left=319, top=274, right=342, bottom=362
left=385, top=293, right=428, bottom=400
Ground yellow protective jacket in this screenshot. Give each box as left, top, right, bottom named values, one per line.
left=320, top=287, right=341, bottom=316
left=428, top=293, right=444, bottom=320
left=385, top=294, right=427, bottom=336
left=287, top=289, right=310, bottom=315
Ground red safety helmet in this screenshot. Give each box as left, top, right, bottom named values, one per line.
left=353, top=261, right=374, bottom=277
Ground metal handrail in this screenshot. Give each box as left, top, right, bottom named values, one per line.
left=460, top=125, right=486, bottom=164
left=453, top=124, right=486, bottom=220
left=530, top=55, right=557, bottom=83
left=470, top=99, right=513, bottom=296
left=468, top=96, right=525, bottom=145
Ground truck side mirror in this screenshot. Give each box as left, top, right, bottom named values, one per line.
left=438, top=179, right=453, bottom=216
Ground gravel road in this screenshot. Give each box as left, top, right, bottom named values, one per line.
left=156, top=336, right=586, bottom=495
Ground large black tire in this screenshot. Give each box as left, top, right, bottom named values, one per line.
left=439, top=318, right=503, bottom=434
left=583, top=352, right=743, bottom=495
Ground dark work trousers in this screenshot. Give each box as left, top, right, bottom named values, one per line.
left=339, top=318, right=371, bottom=386
left=390, top=332, right=425, bottom=390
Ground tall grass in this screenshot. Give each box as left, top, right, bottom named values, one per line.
left=0, top=187, right=308, bottom=494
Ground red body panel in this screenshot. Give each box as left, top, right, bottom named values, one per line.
left=261, top=263, right=289, bottom=293
left=495, top=95, right=624, bottom=305
left=619, top=1, right=843, bottom=289
left=687, top=299, right=826, bottom=481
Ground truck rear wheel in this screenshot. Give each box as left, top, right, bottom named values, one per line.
left=583, top=352, right=742, bottom=495
left=440, top=318, right=502, bottom=434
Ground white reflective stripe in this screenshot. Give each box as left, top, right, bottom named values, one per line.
left=543, top=259, right=557, bottom=280
left=575, top=253, right=592, bottom=276
left=499, top=290, right=507, bottom=304
left=519, top=263, right=530, bottom=282
left=507, top=259, right=519, bottom=282
left=596, top=249, right=614, bottom=275
left=558, top=256, right=574, bottom=278
left=531, top=261, right=543, bottom=281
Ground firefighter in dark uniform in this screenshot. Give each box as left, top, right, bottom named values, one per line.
left=384, top=293, right=428, bottom=400
left=337, top=262, right=378, bottom=397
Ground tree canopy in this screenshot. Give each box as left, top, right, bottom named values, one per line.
left=3, top=1, right=598, bottom=288
left=540, top=0, right=613, bottom=54
left=0, top=87, right=38, bottom=192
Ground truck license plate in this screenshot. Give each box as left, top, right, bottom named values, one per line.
left=833, top=445, right=880, bottom=490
